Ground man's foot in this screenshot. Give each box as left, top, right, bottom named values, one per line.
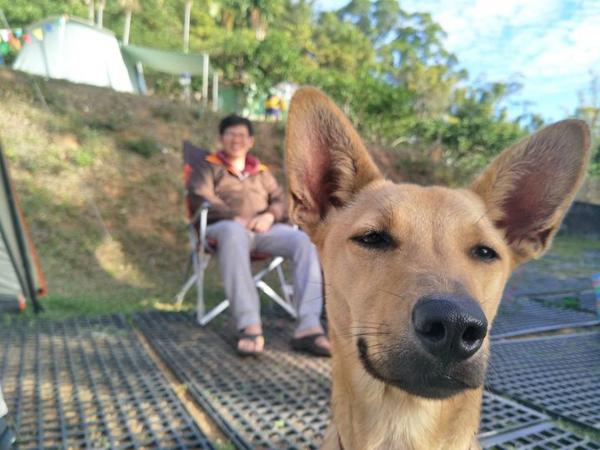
left=291, top=326, right=331, bottom=357
left=237, top=324, right=264, bottom=356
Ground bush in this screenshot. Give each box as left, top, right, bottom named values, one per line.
left=123, top=137, right=160, bottom=158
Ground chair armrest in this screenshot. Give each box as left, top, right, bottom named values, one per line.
left=189, top=201, right=211, bottom=227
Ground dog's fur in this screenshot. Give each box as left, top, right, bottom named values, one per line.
left=284, top=87, right=590, bottom=450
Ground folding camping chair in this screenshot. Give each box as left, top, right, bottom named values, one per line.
left=174, top=141, right=297, bottom=326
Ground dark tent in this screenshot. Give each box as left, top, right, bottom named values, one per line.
left=0, top=139, right=45, bottom=313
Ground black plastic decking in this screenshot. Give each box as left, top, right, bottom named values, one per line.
left=479, top=422, right=600, bottom=450
left=487, top=331, right=600, bottom=432
left=136, top=311, right=600, bottom=450
left=0, top=315, right=213, bottom=450
left=490, top=297, right=599, bottom=338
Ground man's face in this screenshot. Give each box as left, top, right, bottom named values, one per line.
left=219, top=124, right=254, bottom=160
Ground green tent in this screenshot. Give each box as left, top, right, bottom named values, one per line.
left=0, top=140, right=45, bottom=313
left=121, top=45, right=208, bottom=76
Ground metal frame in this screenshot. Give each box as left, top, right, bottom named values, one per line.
left=175, top=203, right=297, bottom=326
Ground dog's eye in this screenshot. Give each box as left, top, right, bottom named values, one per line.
left=471, top=245, right=499, bottom=262
left=351, top=231, right=396, bottom=250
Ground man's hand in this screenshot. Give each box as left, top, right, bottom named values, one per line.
left=247, top=212, right=275, bottom=233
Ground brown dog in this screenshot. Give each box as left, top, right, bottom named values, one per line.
left=284, top=87, right=590, bottom=450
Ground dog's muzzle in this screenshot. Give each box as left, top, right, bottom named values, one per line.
left=357, top=295, right=489, bottom=399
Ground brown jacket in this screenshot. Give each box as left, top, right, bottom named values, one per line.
left=187, top=151, right=286, bottom=224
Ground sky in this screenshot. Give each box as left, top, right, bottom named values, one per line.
left=315, top=0, right=600, bottom=121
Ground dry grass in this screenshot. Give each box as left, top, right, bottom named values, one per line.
left=0, top=69, right=284, bottom=320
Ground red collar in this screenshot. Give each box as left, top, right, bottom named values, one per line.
left=215, top=150, right=264, bottom=176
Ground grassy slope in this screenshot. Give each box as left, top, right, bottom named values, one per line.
left=0, top=69, right=288, bottom=320
left=0, top=69, right=598, bottom=321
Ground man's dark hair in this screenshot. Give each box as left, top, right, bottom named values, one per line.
left=219, top=114, right=254, bottom=136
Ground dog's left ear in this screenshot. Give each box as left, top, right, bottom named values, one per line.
left=470, top=119, right=590, bottom=264
left=285, top=87, right=382, bottom=238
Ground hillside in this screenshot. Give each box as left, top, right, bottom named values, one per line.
left=0, top=68, right=263, bottom=318
left=1, top=69, right=598, bottom=319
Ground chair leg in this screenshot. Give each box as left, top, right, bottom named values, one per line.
left=275, top=263, right=294, bottom=305
left=175, top=273, right=197, bottom=307
left=198, top=299, right=230, bottom=326
left=195, top=253, right=207, bottom=318
left=256, top=280, right=297, bottom=319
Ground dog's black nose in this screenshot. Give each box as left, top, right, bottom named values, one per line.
left=412, top=296, right=487, bottom=361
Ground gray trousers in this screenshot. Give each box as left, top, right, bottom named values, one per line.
left=206, top=221, right=324, bottom=332
left=0, top=384, right=6, bottom=418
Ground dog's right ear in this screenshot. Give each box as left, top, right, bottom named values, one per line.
left=285, top=87, right=382, bottom=237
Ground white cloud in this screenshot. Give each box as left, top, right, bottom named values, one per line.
left=401, top=0, right=600, bottom=119
left=318, top=0, right=600, bottom=119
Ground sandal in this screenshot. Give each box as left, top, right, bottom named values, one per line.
left=290, top=333, right=331, bottom=357
left=236, top=332, right=264, bottom=357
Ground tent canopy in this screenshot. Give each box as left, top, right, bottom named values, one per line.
left=121, top=45, right=208, bottom=76
left=0, top=140, right=45, bottom=312
left=13, top=16, right=137, bottom=93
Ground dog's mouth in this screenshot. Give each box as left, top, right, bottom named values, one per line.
left=357, top=337, right=485, bottom=399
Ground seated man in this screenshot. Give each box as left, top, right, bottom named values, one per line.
left=188, top=114, right=331, bottom=357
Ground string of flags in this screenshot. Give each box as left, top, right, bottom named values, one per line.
left=0, top=16, right=67, bottom=56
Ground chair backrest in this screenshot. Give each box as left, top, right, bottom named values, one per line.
left=182, top=140, right=210, bottom=219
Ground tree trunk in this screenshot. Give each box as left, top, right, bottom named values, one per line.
left=123, top=10, right=132, bottom=45
left=97, top=4, right=104, bottom=27
left=87, top=0, right=95, bottom=22
left=183, top=0, right=192, bottom=53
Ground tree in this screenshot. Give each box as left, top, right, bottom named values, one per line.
left=575, top=73, right=600, bottom=176
left=118, top=0, right=140, bottom=45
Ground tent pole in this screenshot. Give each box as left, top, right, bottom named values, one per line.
left=0, top=224, right=32, bottom=308
left=0, top=147, right=44, bottom=313
left=212, top=70, right=219, bottom=112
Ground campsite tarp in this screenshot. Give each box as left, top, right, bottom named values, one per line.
left=121, top=45, right=208, bottom=76
left=13, top=16, right=136, bottom=93
left=0, top=140, right=45, bottom=312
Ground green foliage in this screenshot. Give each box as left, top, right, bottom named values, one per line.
left=575, top=74, right=600, bottom=177
left=72, top=148, right=94, bottom=167
left=1, top=0, right=540, bottom=177
left=124, top=136, right=160, bottom=158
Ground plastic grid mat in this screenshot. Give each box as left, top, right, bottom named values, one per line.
left=531, top=290, right=597, bottom=314
left=491, top=298, right=598, bottom=338
left=0, top=315, right=213, bottom=450
left=480, top=422, right=600, bottom=450
left=487, top=332, right=600, bottom=432
left=136, top=311, right=566, bottom=449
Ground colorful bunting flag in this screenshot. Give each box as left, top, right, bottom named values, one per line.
left=14, top=28, right=22, bottom=38
left=32, top=28, right=43, bottom=41
left=9, top=37, right=21, bottom=50
left=0, top=41, right=9, bottom=56
left=0, top=30, right=10, bottom=42
left=22, top=33, right=31, bottom=44
left=43, top=23, right=53, bottom=32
